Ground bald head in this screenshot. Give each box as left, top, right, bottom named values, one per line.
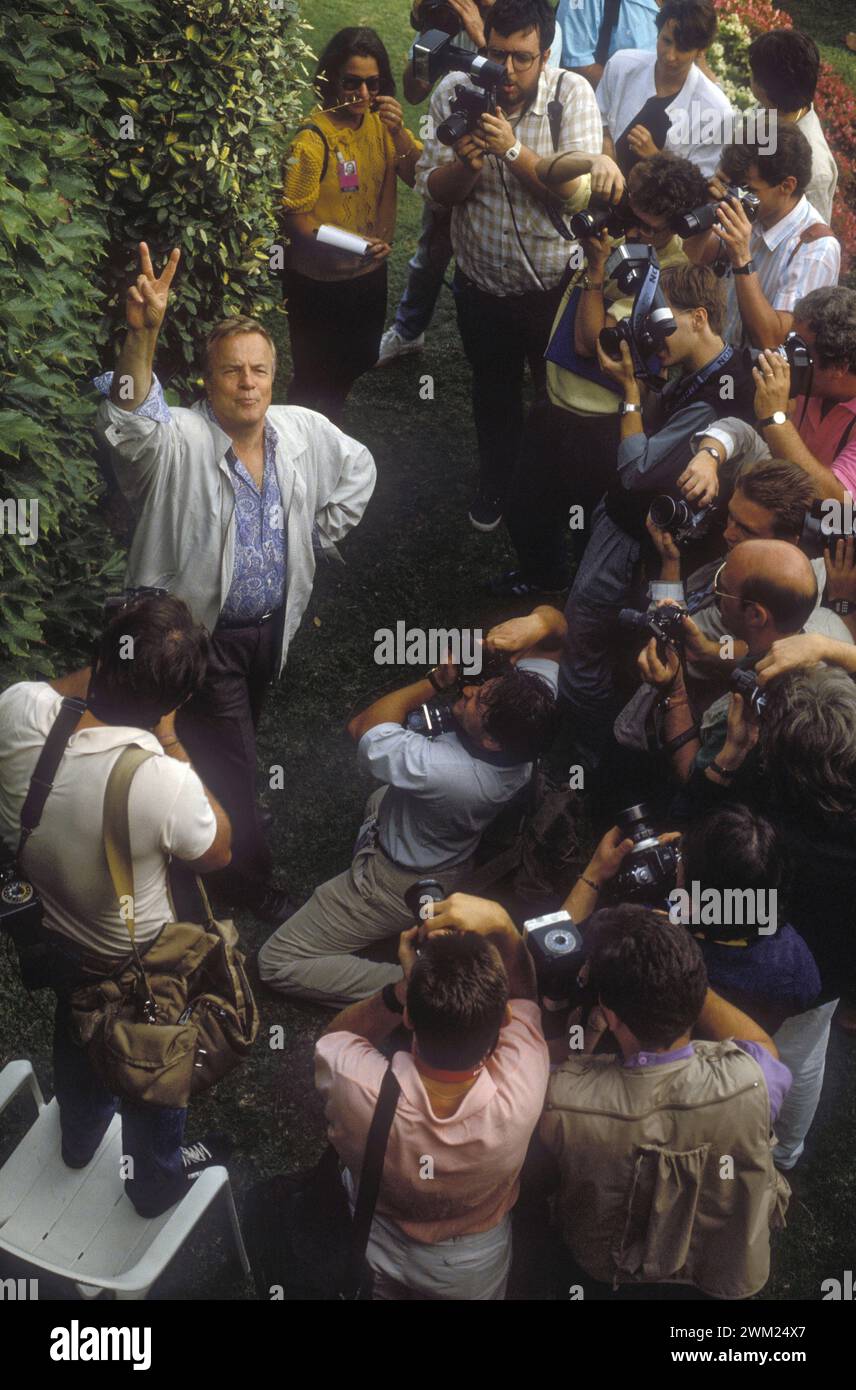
left=724, top=539, right=817, bottom=636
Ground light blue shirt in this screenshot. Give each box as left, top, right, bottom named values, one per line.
left=557, top=0, right=658, bottom=69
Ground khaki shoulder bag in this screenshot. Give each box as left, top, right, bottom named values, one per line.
left=69, top=745, right=259, bottom=1109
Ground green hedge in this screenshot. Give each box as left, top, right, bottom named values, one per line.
left=0, top=0, right=313, bottom=679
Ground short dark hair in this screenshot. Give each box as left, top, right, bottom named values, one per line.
left=736, top=457, right=815, bottom=539
left=748, top=30, right=820, bottom=110
left=89, top=595, right=209, bottom=728
left=793, top=286, right=856, bottom=374
left=586, top=904, right=709, bottom=1049
left=627, top=152, right=709, bottom=220
left=407, top=931, right=510, bottom=1068
left=681, top=805, right=785, bottom=938
left=736, top=569, right=817, bottom=633
left=655, top=0, right=717, bottom=50
left=480, top=668, right=557, bottom=762
left=485, top=0, right=556, bottom=53
left=721, top=121, right=813, bottom=197
left=761, top=668, right=856, bottom=821
left=314, top=27, right=396, bottom=107
left=660, top=262, right=727, bottom=336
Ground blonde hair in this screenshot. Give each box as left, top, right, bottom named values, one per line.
left=203, top=317, right=277, bottom=378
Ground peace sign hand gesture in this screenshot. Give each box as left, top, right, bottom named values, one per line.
left=126, top=241, right=181, bottom=332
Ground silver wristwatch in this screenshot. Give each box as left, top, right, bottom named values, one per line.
left=619, top=401, right=642, bottom=417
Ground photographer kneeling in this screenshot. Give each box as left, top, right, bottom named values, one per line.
left=258, top=605, right=562, bottom=1006
left=0, top=595, right=234, bottom=1217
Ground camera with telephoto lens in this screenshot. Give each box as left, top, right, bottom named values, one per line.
left=404, top=878, right=446, bottom=950
left=800, top=496, right=856, bottom=559
left=0, top=841, right=51, bottom=990
left=730, top=667, right=767, bottom=716
left=523, top=910, right=585, bottom=1006
left=598, top=245, right=676, bottom=381
left=769, top=331, right=813, bottom=399
left=648, top=494, right=720, bottom=548
left=609, top=803, right=681, bottom=905
left=412, top=29, right=506, bottom=145
left=569, top=195, right=636, bottom=243
left=671, top=185, right=760, bottom=239
left=103, top=585, right=169, bottom=618
left=619, top=604, right=687, bottom=653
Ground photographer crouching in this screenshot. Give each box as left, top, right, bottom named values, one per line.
left=258, top=604, right=563, bottom=1005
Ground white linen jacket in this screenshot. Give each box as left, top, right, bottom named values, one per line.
left=95, top=398, right=376, bottom=676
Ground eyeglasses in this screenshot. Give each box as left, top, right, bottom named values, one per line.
left=340, top=75, right=381, bottom=92
left=486, top=47, right=540, bottom=71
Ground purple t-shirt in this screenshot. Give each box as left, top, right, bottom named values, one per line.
left=624, top=1041, right=791, bottom=1124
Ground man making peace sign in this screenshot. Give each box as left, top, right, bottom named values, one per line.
left=94, top=243, right=376, bottom=922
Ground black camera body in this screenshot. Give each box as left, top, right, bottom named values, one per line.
left=0, top=841, right=52, bottom=990
left=412, top=29, right=505, bottom=145
left=800, top=496, right=856, bottom=559
left=598, top=245, right=676, bottom=383
left=671, top=185, right=760, bottom=239
left=570, top=196, right=636, bottom=243
left=610, top=803, right=681, bottom=905
left=648, top=494, right=720, bottom=548
left=405, top=701, right=457, bottom=738
left=404, top=879, right=446, bottom=950
left=523, top=910, right=585, bottom=1005
left=730, top=667, right=767, bottom=715
left=619, top=604, right=687, bottom=654
left=412, top=1, right=462, bottom=38
left=770, top=331, right=813, bottom=399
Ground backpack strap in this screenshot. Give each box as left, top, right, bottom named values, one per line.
left=785, top=222, right=835, bottom=267
left=834, top=413, right=856, bottom=460
left=594, top=0, right=622, bottom=70
left=295, top=122, right=330, bottom=183
left=341, top=1062, right=402, bottom=1300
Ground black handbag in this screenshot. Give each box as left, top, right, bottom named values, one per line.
left=243, top=1063, right=401, bottom=1301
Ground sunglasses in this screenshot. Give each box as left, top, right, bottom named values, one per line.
left=340, top=75, right=381, bottom=92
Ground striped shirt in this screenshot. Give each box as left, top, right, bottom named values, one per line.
left=723, top=195, right=840, bottom=349
left=415, top=66, right=602, bottom=295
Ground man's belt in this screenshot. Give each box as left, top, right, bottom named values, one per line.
left=216, top=608, right=279, bottom=631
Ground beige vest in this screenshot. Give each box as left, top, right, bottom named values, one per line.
left=542, top=1040, right=790, bottom=1298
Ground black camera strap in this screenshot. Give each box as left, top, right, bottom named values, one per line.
left=594, top=0, right=622, bottom=70
left=341, top=1062, right=401, bottom=1300
left=17, top=696, right=89, bottom=865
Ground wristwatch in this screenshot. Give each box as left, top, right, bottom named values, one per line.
left=757, top=411, right=788, bottom=428
left=427, top=666, right=451, bottom=693
left=504, top=139, right=522, bottom=163
left=700, top=445, right=723, bottom=464
left=829, top=598, right=853, bottom=616
left=732, top=260, right=756, bottom=275
left=619, top=401, right=641, bottom=417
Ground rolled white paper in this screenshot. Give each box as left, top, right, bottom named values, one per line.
left=316, top=224, right=372, bottom=257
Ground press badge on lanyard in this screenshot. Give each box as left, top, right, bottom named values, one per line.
left=337, top=150, right=359, bottom=192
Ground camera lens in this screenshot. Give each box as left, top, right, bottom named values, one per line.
left=436, top=111, right=471, bottom=146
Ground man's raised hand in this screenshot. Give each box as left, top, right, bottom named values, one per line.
left=126, top=241, right=181, bottom=332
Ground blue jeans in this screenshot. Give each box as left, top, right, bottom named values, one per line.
left=53, top=997, right=187, bottom=1219
left=393, top=202, right=454, bottom=341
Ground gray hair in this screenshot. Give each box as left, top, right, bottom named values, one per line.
left=762, top=667, right=856, bottom=819
left=792, top=286, right=856, bottom=373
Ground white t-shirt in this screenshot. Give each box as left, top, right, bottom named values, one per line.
left=0, top=683, right=216, bottom=956
left=598, top=48, right=734, bottom=178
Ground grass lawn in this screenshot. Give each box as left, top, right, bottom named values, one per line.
left=0, top=0, right=854, bottom=1302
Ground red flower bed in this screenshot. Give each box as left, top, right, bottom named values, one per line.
left=714, top=0, right=856, bottom=269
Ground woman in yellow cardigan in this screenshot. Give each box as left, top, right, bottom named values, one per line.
left=281, top=27, right=422, bottom=424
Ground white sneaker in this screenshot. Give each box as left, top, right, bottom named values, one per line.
left=375, top=327, right=426, bottom=366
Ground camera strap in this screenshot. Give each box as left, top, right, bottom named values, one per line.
left=631, top=255, right=673, bottom=380
left=17, top=696, right=89, bottom=866
left=594, top=0, right=622, bottom=69
left=543, top=72, right=579, bottom=246
left=667, top=344, right=734, bottom=414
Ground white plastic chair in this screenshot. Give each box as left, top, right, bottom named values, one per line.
left=0, top=1059, right=250, bottom=1299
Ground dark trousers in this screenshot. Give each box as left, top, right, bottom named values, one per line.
left=176, top=613, right=281, bottom=910
left=506, top=402, right=621, bottom=586
left=53, top=997, right=187, bottom=1219
left=452, top=269, right=565, bottom=498
left=283, top=264, right=388, bottom=426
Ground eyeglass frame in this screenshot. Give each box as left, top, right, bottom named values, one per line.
left=712, top=561, right=752, bottom=606
left=485, top=45, right=543, bottom=72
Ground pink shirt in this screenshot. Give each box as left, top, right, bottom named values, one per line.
left=792, top=392, right=856, bottom=494
left=314, top=1001, right=549, bottom=1244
